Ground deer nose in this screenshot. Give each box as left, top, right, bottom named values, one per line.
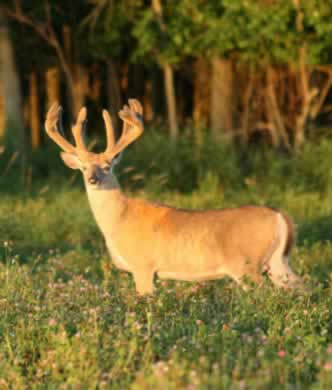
left=88, top=176, right=98, bottom=185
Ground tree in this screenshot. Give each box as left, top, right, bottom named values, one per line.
left=151, top=0, right=178, bottom=140
left=134, top=0, right=187, bottom=140
left=81, top=0, right=141, bottom=137
left=177, top=0, right=332, bottom=147
left=0, top=9, right=25, bottom=167
left=3, top=1, right=92, bottom=116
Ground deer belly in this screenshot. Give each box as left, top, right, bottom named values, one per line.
left=106, top=240, right=131, bottom=272
left=157, top=268, right=226, bottom=281
left=157, top=256, right=227, bottom=281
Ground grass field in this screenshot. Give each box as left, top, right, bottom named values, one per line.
left=1, top=136, right=332, bottom=388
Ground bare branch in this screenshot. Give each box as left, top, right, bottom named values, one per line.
left=310, top=69, right=332, bottom=119
left=2, top=2, right=76, bottom=109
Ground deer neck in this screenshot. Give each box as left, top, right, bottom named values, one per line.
left=84, top=174, right=127, bottom=238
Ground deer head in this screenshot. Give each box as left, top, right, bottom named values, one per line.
left=45, top=99, right=144, bottom=188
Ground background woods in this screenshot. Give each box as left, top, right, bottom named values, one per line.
left=1, top=0, right=332, bottom=161
left=3, top=2, right=332, bottom=388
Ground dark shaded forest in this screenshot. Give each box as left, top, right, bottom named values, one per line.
left=1, top=0, right=332, bottom=168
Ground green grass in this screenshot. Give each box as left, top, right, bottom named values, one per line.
left=1, top=136, right=332, bottom=388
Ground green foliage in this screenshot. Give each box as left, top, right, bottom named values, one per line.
left=302, top=0, right=332, bottom=63
left=211, top=0, right=299, bottom=63
left=82, top=0, right=143, bottom=61
left=133, top=0, right=332, bottom=65
left=118, top=131, right=241, bottom=193
left=8, top=0, right=332, bottom=67
left=133, top=1, right=205, bottom=64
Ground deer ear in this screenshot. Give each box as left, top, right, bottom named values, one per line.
left=60, top=152, right=81, bottom=170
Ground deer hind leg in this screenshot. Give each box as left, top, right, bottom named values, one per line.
left=133, top=269, right=155, bottom=295
left=267, top=214, right=302, bottom=289
left=228, top=258, right=264, bottom=290
left=268, top=254, right=302, bottom=289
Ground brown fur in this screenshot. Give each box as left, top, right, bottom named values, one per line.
left=45, top=99, right=302, bottom=295
left=281, top=212, right=295, bottom=257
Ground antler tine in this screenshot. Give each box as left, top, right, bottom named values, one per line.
left=105, top=99, right=144, bottom=159
left=128, top=98, right=143, bottom=116
left=72, top=107, right=88, bottom=152
left=102, top=109, right=116, bottom=153
left=45, top=103, right=76, bottom=154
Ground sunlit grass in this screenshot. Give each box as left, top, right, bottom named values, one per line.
left=1, top=137, right=332, bottom=387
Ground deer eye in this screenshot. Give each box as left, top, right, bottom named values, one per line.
left=102, top=165, right=111, bottom=173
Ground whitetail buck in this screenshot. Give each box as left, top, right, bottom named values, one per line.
left=45, top=99, right=302, bottom=295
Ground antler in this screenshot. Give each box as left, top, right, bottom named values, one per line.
left=45, top=103, right=88, bottom=154
left=72, top=107, right=88, bottom=152
left=102, top=109, right=116, bottom=153
left=104, top=99, right=144, bottom=160
left=46, top=100, right=143, bottom=159
left=45, top=103, right=76, bottom=154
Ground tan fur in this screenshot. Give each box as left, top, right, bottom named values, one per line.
left=45, top=99, right=302, bottom=295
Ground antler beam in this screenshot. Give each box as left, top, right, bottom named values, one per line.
left=45, top=103, right=89, bottom=155
left=45, top=103, right=76, bottom=154
left=105, top=99, right=144, bottom=160
left=72, top=107, right=88, bottom=152
left=46, top=99, right=144, bottom=160
left=103, top=109, right=116, bottom=154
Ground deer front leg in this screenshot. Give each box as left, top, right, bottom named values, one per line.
left=132, top=269, right=155, bottom=295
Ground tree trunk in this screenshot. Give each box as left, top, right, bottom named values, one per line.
left=210, top=57, right=234, bottom=140
left=106, top=60, right=122, bottom=139
left=61, top=26, right=87, bottom=117
left=45, top=66, right=60, bottom=109
left=72, top=64, right=88, bottom=115
left=143, top=80, right=153, bottom=122
left=0, top=11, right=26, bottom=166
left=90, top=63, right=101, bottom=102
left=29, top=72, right=40, bottom=149
left=163, top=63, right=178, bottom=140
left=193, top=58, right=210, bottom=128
left=0, top=86, right=4, bottom=140
left=151, top=66, right=163, bottom=122
left=151, top=0, right=178, bottom=140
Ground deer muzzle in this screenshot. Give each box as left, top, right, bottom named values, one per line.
left=87, top=165, right=103, bottom=186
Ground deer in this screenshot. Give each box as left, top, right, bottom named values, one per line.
left=45, top=99, right=303, bottom=295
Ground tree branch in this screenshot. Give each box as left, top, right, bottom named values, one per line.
left=2, top=3, right=75, bottom=109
